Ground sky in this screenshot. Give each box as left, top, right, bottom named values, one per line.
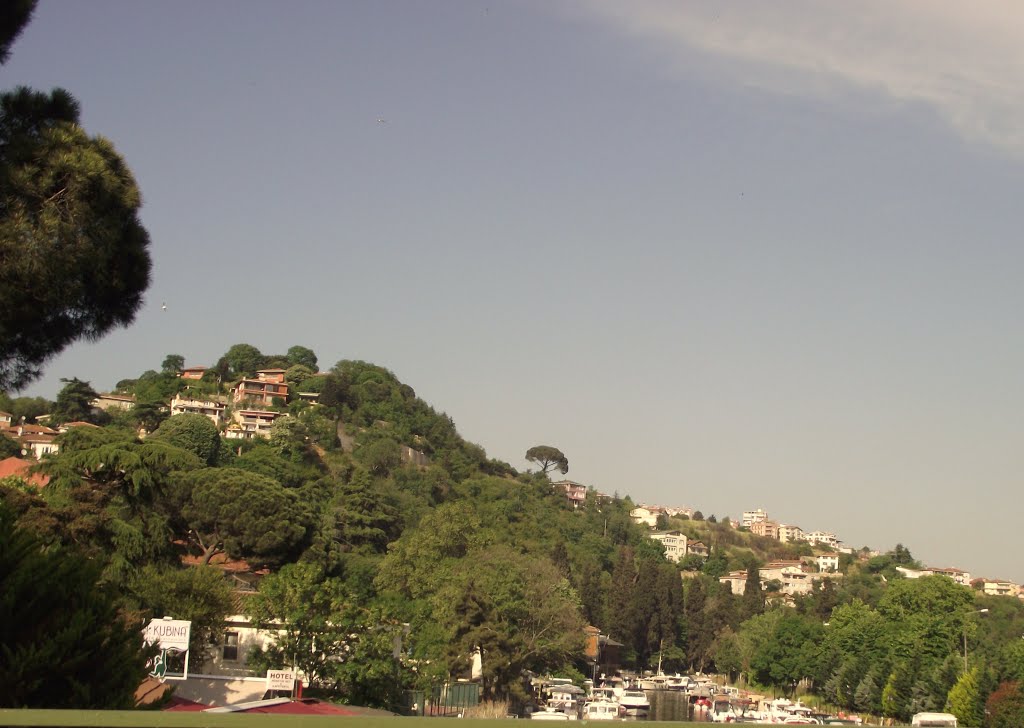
left=6, top=1, right=1024, bottom=581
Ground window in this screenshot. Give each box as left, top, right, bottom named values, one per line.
left=222, top=631, right=239, bottom=661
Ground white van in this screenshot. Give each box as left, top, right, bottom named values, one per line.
left=911, top=713, right=958, bottom=727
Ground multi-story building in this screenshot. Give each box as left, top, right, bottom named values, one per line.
left=169, top=395, right=227, bottom=425
left=982, top=580, right=1018, bottom=598
left=816, top=554, right=840, bottom=572
left=719, top=561, right=815, bottom=596
left=551, top=480, right=588, bottom=509
left=91, top=393, right=136, bottom=411
left=931, top=567, right=972, bottom=586
left=778, top=524, right=804, bottom=543
left=760, top=561, right=814, bottom=596
left=224, top=409, right=286, bottom=439
left=750, top=519, right=780, bottom=540
left=805, top=531, right=839, bottom=549
left=649, top=530, right=687, bottom=563
left=630, top=506, right=661, bottom=528
left=232, top=369, right=289, bottom=407
left=687, top=540, right=709, bottom=557
left=742, top=509, right=768, bottom=529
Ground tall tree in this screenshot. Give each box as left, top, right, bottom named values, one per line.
left=50, top=377, right=100, bottom=424
left=149, top=413, right=221, bottom=466
left=0, top=86, right=151, bottom=391
left=525, top=445, right=568, bottom=475
left=173, top=467, right=308, bottom=567
left=0, top=503, right=152, bottom=708
left=946, top=667, right=984, bottom=728
left=0, top=1, right=36, bottom=64
left=741, top=563, right=765, bottom=620
left=222, top=343, right=263, bottom=378
left=161, top=354, right=185, bottom=375
left=286, top=345, right=318, bottom=371
left=329, top=467, right=397, bottom=555
left=126, top=564, right=234, bottom=671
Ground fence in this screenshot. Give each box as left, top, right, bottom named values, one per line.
left=401, top=681, right=480, bottom=716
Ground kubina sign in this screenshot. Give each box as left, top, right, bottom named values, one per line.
left=142, top=617, right=192, bottom=681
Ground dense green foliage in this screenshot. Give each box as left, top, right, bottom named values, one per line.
left=0, top=503, right=152, bottom=708
left=0, top=82, right=151, bottom=391
left=3, top=345, right=1024, bottom=722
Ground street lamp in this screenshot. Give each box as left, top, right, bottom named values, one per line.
left=963, top=608, right=989, bottom=672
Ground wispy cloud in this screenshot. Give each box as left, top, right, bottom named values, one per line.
left=571, top=1, right=1024, bottom=154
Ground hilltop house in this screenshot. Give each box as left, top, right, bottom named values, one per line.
left=721, top=560, right=815, bottom=596
left=742, top=509, right=768, bottom=529
left=687, top=541, right=709, bottom=557
left=224, top=409, right=286, bottom=439
left=805, top=531, right=839, bottom=549
left=649, top=530, right=687, bottom=563
left=630, top=506, right=661, bottom=528
left=232, top=369, right=289, bottom=407
left=551, top=480, right=588, bottom=509
left=180, top=366, right=208, bottom=381
left=816, top=554, right=840, bottom=572
left=91, top=393, right=136, bottom=411
left=170, top=395, right=227, bottom=425
left=750, top=519, right=780, bottom=540
left=2, top=423, right=59, bottom=460
left=778, top=524, right=804, bottom=543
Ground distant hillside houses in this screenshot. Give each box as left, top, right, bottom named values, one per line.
left=896, top=567, right=1024, bottom=599
left=720, top=560, right=837, bottom=599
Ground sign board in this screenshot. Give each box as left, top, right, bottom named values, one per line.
left=142, top=618, right=192, bottom=681
left=267, top=669, right=296, bottom=692
left=143, top=618, right=192, bottom=651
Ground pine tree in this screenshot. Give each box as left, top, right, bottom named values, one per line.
left=0, top=504, right=152, bottom=708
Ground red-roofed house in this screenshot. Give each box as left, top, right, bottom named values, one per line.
left=180, top=366, right=208, bottom=381
left=0, top=456, right=49, bottom=487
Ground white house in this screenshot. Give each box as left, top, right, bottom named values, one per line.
left=816, top=554, right=840, bottom=573
left=649, top=531, right=688, bottom=563
left=170, top=395, right=227, bottom=425
left=742, top=509, right=768, bottom=529
left=630, top=506, right=661, bottom=528
left=805, top=531, right=839, bottom=549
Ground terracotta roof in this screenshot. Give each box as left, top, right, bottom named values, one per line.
left=245, top=699, right=360, bottom=715
left=3, top=424, right=56, bottom=435
left=0, top=457, right=49, bottom=487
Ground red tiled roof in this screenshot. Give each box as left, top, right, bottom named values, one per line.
left=164, top=697, right=209, bottom=712
left=246, top=699, right=360, bottom=715
left=0, top=456, right=49, bottom=487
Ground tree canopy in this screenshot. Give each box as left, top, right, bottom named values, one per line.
left=0, top=503, right=152, bottom=708
left=0, top=84, right=151, bottom=390
left=525, top=445, right=568, bottom=475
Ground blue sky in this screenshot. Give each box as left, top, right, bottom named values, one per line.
left=7, top=1, right=1024, bottom=581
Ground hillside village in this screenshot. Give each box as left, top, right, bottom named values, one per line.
left=550, top=483, right=1023, bottom=602
left=7, top=382, right=1022, bottom=602
left=4, top=350, right=1024, bottom=724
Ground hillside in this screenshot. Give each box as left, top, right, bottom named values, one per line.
left=3, top=346, right=1024, bottom=721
